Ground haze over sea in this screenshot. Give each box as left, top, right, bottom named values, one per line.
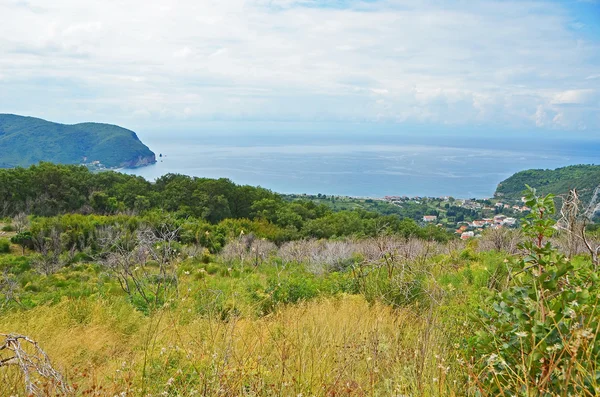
left=123, top=127, right=600, bottom=199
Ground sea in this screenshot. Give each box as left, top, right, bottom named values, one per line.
left=122, top=128, right=600, bottom=199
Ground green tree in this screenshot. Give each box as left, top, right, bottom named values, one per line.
left=11, top=231, right=33, bottom=255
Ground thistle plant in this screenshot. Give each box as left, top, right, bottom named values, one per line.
left=466, top=186, right=600, bottom=396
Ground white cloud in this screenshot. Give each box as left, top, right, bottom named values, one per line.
left=370, top=88, right=389, bottom=95
left=173, top=47, right=193, bottom=59
left=0, top=0, right=598, bottom=131
left=552, top=89, right=596, bottom=105
left=208, top=48, right=228, bottom=58
left=62, top=21, right=103, bottom=36
left=534, top=105, right=548, bottom=127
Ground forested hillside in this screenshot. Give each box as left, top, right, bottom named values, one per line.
left=0, top=163, right=450, bottom=243
left=495, top=164, right=600, bottom=202
left=0, top=114, right=156, bottom=168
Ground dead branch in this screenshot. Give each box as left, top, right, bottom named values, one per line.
left=557, top=188, right=600, bottom=268
left=0, top=333, right=71, bottom=396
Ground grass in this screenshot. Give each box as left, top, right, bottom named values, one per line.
left=0, top=243, right=476, bottom=396
left=1, top=295, right=462, bottom=396
left=0, top=235, right=597, bottom=396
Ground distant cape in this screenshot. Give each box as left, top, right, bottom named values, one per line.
left=495, top=164, right=600, bottom=204
left=0, top=114, right=156, bottom=169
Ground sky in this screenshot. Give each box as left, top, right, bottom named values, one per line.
left=0, top=0, right=599, bottom=134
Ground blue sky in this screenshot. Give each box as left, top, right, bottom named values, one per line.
left=0, top=0, right=598, bottom=134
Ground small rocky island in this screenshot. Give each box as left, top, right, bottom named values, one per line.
left=0, top=114, right=156, bottom=169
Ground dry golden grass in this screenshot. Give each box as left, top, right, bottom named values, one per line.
left=0, top=295, right=462, bottom=396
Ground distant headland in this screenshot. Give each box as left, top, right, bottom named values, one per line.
left=0, top=114, right=156, bottom=169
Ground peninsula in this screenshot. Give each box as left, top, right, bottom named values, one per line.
left=0, top=114, right=156, bottom=169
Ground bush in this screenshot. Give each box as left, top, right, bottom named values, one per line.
left=268, top=276, right=319, bottom=305
left=0, top=239, right=10, bottom=253
left=360, top=265, right=436, bottom=308
left=465, top=186, right=600, bottom=395
left=1, top=224, right=15, bottom=232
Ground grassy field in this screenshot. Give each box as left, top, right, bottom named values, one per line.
left=1, top=295, right=462, bottom=396
left=0, top=237, right=493, bottom=396
left=1, top=192, right=599, bottom=396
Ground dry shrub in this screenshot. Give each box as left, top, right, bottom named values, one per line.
left=278, top=239, right=356, bottom=273
left=220, top=234, right=277, bottom=267
left=477, top=227, right=522, bottom=254
left=550, top=232, right=591, bottom=257
left=355, top=237, right=443, bottom=264
left=277, top=237, right=445, bottom=275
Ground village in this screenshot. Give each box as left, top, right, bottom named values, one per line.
left=284, top=191, right=531, bottom=239
left=383, top=195, right=530, bottom=239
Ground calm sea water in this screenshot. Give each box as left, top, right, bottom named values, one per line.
left=122, top=131, right=600, bottom=199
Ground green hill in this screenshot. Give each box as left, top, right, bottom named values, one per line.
left=0, top=114, right=156, bottom=169
left=495, top=164, right=600, bottom=203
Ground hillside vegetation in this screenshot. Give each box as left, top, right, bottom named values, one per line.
left=0, top=163, right=450, bottom=242
left=0, top=114, right=155, bottom=169
left=495, top=164, right=600, bottom=203
left=0, top=165, right=599, bottom=396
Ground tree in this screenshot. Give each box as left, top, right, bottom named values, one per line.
left=10, top=231, right=33, bottom=255
left=134, top=195, right=151, bottom=213
left=251, top=198, right=281, bottom=223
left=90, top=191, right=111, bottom=213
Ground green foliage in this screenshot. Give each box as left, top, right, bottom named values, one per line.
left=0, top=114, right=155, bottom=168
left=267, top=275, right=319, bottom=304
left=466, top=186, right=600, bottom=395
left=359, top=263, right=435, bottom=308
left=0, top=239, right=10, bottom=253
left=0, top=164, right=454, bottom=244
left=251, top=268, right=355, bottom=315
left=285, top=194, right=484, bottom=226
left=10, top=231, right=33, bottom=254
left=495, top=164, right=600, bottom=203
left=0, top=163, right=278, bottom=219
left=1, top=177, right=598, bottom=395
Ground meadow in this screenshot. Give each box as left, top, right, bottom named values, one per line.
left=0, top=183, right=599, bottom=396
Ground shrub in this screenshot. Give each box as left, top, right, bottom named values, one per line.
left=0, top=239, right=10, bottom=253
left=254, top=275, right=320, bottom=315
left=1, top=224, right=15, bottom=232
left=360, top=265, right=436, bottom=308
left=465, top=186, right=600, bottom=395
left=220, top=235, right=277, bottom=267
left=263, top=275, right=318, bottom=305
left=278, top=239, right=357, bottom=274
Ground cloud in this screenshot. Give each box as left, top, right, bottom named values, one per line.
left=552, top=89, right=596, bottom=105
left=535, top=105, right=548, bottom=127
left=0, top=0, right=598, bottom=131
left=173, top=47, right=193, bottom=59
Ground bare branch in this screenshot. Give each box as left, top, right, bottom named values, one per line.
left=557, top=188, right=600, bottom=268
left=0, top=333, right=71, bottom=396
